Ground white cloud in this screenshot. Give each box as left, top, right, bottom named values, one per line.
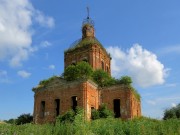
left=40, top=41, right=52, bottom=48
left=107, top=44, right=168, bottom=87
left=35, top=11, right=55, bottom=28
left=147, top=100, right=157, bottom=105
left=165, top=83, right=177, bottom=87
left=48, top=65, right=55, bottom=70
left=171, top=103, right=177, bottom=108
left=17, top=70, right=31, bottom=78
left=0, top=0, right=54, bottom=67
left=0, top=70, right=9, bottom=83
left=161, top=45, right=180, bottom=54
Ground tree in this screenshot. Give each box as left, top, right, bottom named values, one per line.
left=118, top=76, right=132, bottom=85
left=16, top=113, right=33, bottom=125
left=63, top=61, right=93, bottom=81
left=63, top=65, right=80, bottom=81
left=92, top=69, right=114, bottom=87
left=163, top=103, right=180, bottom=120
left=76, top=61, right=93, bottom=79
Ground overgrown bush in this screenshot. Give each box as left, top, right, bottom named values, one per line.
left=91, top=104, right=114, bottom=120
left=118, top=76, right=132, bottom=85
left=63, top=61, right=93, bottom=81
left=56, top=108, right=84, bottom=123
left=163, top=103, right=180, bottom=120
left=92, top=69, right=116, bottom=87
left=1, top=117, right=180, bottom=135
left=5, top=113, right=33, bottom=125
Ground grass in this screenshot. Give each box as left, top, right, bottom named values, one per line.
left=0, top=117, right=180, bottom=135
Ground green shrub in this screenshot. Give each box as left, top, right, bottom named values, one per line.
left=63, top=61, right=93, bottom=81
left=56, top=110, right=75, bottom=123
left=91, top=104, right=114, bottom=120
left=118, top=76, right=132, bottom=85
left=163, top=103, right=180, bottom=120
left=56, top=108, right=84, bottom=123
left=98, top=104, right=114, bottom=118
left=91, top=109, right=100, bottom=120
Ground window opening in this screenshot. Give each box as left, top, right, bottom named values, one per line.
left=41, top=101, right=45, bottom=118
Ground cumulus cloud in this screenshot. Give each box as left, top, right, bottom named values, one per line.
left=0, top=0, right=54, bottom=67
left=17, top=70, right=31, bottom=78
left=107, top=44, right=168, bottom=87
left=48, top=65, right=55, bottom=70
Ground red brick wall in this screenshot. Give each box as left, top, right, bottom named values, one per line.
left=33, top=80, right=141, bottom=124
left=85, top=81, right=99, bottom=119
left=33, top=80, right=85, bottom=124
left=101, top=85, right=141, bottom=119
left=64, top=44, right=111, bottom=75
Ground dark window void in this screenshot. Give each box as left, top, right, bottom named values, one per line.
left=101, top=61, right=104, bottom=70
left=106, top=66, right=109, bottom=72
left=83, top=59, right=88, bottom=62
left=55, top=99, right=60, bottom=116
left=41, top=101, right=45, bottom=118
left=72, top=96, right=77, bottom=111
left=113, top=99, right=121, bottom=118
left=71, top=62, right=76, bottom=66
left=91, top=107, right=95, bottom=119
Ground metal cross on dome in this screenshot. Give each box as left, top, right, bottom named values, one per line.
left=82, top=6, right=94, bottom=26
left=87, top=6, right=90, bottom=19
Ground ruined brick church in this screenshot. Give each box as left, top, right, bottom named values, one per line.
left=32, top=14, right=141, bottom=124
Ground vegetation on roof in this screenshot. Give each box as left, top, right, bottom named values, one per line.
left=63, top=62, right=141, bottom=101
left=32, top=76, right=60, bottom=91
left=33, top=62, right=140, bottom=101
left=64, top=37, right=107, bottom=54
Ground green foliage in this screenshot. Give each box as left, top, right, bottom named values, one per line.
left=56, top=108, right=84, bottom=123
left=118, top=76, right=132, bottom=85
left=65, top=37, right=104, bottom=53
left=98, top=104, right=114, bottom=118
left=91, top=104, right=114, bottom=120
left=92, top=69, right=115, bottom=87
left=56, top=110, right=75, bottom=123
left=163, top=103, right=180, bottom=120
left=16, top=113, right=33, bottom=125
left=1, top=118, right=180, bottom=135
left=91, top=109, right=100, bottom=120
left=63, top=65, right=80, bottom=81
left=76, top=61, right=93, bottom=79
left=4, top=119, right=16, bottom=124
left=63, top=61, right=93, bottom=81
left=39, top=76, right=57, bottom=86
left=4, top=113, right=33, bottom=125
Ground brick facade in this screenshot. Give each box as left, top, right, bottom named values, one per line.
left=33, top=18, right=141, bottom=124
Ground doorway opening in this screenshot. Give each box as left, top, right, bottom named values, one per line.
left=55, top=99, right=60, bottom=116
left=72, top=96, right=77, bottom=111
left=113, top=99, right=121, bottom=118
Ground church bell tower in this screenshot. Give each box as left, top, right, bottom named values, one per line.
left=64, top=8, right=111, bottom=75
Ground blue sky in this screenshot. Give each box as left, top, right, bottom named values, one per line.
left=0, top=0, right=180, bottom=120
